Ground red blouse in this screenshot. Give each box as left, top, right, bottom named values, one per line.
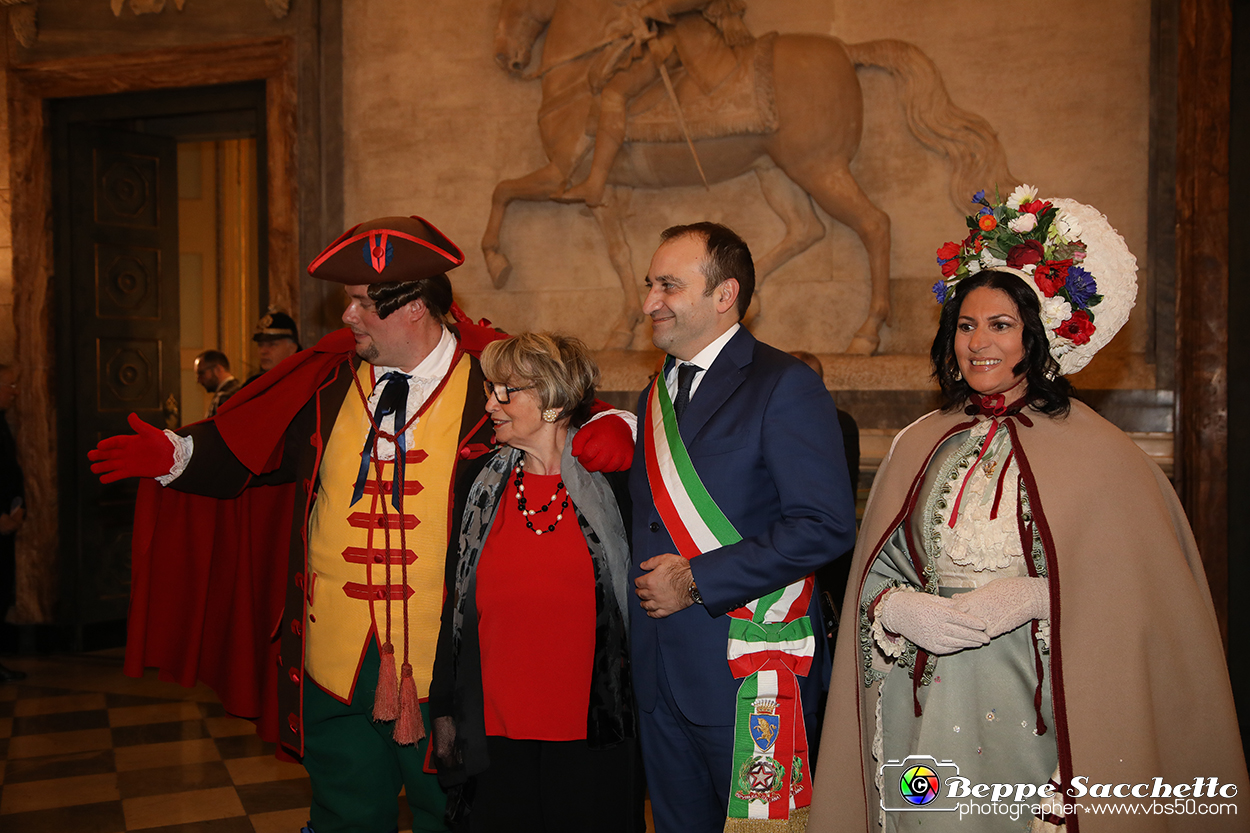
left=475, top=469, right=596, bottom=740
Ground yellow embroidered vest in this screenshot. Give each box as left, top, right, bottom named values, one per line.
left=304, top=357, right=468, bottom=701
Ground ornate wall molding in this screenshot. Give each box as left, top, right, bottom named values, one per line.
left=108, top=0, right=287, bottom=17
left=3, top=0, right=291, bottom=50
left=7, top=36, right=300, bottom=622
left=110, top=0, right=185, bottom=15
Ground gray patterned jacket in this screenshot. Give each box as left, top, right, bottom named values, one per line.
left=429, top=431, right=635, bottom=786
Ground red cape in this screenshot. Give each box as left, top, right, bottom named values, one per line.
left=124, top=330, right=357, bottom=746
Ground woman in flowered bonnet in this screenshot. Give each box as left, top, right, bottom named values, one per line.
left=806, top=187, right=1248, bottom=832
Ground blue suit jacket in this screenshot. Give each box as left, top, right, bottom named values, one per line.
left=628, top=328, right=856, bottom=726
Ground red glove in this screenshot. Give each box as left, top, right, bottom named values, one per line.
left=572, top=414, right=635, bottom=472
left=87, top=412, right=176, bottom=484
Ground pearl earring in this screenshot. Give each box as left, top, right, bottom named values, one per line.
left=542, top=408, right=559, bottom=423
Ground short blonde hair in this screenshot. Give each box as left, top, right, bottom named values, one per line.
left=481, top=332, right=599, bottom=426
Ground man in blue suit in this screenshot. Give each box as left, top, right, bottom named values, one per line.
left=630, top=222, right=855, bottom=832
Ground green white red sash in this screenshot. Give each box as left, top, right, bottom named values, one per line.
left=643, top=371, right=815, bottom=831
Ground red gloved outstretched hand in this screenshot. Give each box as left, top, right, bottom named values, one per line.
left=87, top=413, right=176, bottom=484
left=572, top=414, right=634, bottom=472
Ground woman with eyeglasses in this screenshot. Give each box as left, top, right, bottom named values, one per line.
left=429, top=332, right=642, bottom=833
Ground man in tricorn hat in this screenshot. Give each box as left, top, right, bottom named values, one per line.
left=247, top=309, right=303, bottom=384
left=89, top=216, right=635, bottom=832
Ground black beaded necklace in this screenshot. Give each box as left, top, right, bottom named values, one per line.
left=513, top=458, right=570, bottom=535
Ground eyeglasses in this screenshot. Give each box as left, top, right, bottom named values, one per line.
left=483, top=381, right=532, bottom=404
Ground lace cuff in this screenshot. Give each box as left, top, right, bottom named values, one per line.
left=586, top=408, right=638, bottom=442
left=156, top=431, right=194, bottom=486
left=871, top=586, right=910, bottom=658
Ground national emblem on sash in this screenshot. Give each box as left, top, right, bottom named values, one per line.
left=737, top=755, right=786, bottom=804
left=750, top=699, right=780, bottom=753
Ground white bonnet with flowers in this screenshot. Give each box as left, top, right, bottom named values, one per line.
left=933, top=185, right=1138, bottom=376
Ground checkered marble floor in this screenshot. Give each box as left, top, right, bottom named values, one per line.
left=0, top=650, right=417, bottom=833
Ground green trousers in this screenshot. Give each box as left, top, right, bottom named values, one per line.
left=302, top=641, right=448, bottom=833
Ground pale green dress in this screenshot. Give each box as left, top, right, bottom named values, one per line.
left=860, top=419, right=1058, bottom=832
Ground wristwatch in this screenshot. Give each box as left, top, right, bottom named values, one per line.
left=688, top=579, right=704, bottom=606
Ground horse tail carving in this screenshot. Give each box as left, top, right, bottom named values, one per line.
left=845, top=39, right=1019, bottom=207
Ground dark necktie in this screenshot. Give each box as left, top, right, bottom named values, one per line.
left=352, top=371, right=411, bottom=508
left=673, top=363, right=701, bottom=423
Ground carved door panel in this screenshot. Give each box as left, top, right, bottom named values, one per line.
left=64, top=125, right=179, bottom=626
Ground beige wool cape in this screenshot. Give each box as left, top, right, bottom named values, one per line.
left=807, top=400, right=1249, bottom=832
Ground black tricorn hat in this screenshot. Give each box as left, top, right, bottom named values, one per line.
left=307, top=216, right=465, bottom=285
left=253, top=310, right=299, bottom=343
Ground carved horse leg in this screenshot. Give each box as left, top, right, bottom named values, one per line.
left=588, top=187, right=648, bottom=349
left=752, top=161, right=826, bottom=283
left=738, top=162, right=828, bottom=325
left=481, top=161, right=568, bottom=289
left=788, top=162, right=891, bottom=355
left=763, top=35, right=895, bottom=354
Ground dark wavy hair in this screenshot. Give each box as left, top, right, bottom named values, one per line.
left=931, top=269, right=1071, bottom=416
left=367, top=273, right=453, bottom=320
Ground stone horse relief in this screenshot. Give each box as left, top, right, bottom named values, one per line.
left=486, top=0, right=1019, bottom=352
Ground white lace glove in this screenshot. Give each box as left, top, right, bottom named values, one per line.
left=953, top=576, right=1050, bottom=638
left=877, top=589, right=990, bottom=655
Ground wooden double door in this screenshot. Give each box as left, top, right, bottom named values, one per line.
left=53, top=84, right=267, bottom=638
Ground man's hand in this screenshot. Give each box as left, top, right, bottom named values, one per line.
left=603, top=11, right=639, bottom=41
left=572, top=414, right=634, bottom=472
left=0, top=506, right=24, bottom=535
left=635, top=553, right=693, bottom=618
left=605, top=3, right=655, bottom=41
left=87, top=413, right=175, bottom=483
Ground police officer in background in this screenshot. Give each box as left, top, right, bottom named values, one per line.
left=246, top=309, right=302, bottom=384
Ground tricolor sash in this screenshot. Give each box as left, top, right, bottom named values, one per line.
left=643, top=372, right=814, bottom=832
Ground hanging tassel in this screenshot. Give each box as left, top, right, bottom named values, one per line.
left=1030, top=620, right=1048, bottom=737
left=913, top=649, right=929, bottom=717
left=989, top=450, right=1013, bottom=520
left=391, top=477, right=424, bottom=746
left=948, top=419, right=999, bottom=528
left=372, top=641, right=400, bottom=722
left=393, top=662, right=426, bottom=744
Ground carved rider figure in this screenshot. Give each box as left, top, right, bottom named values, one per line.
left=560, top=0, right=752, bottom=206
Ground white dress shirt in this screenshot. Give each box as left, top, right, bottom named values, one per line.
left=662, top=322, right=741, bottom=405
